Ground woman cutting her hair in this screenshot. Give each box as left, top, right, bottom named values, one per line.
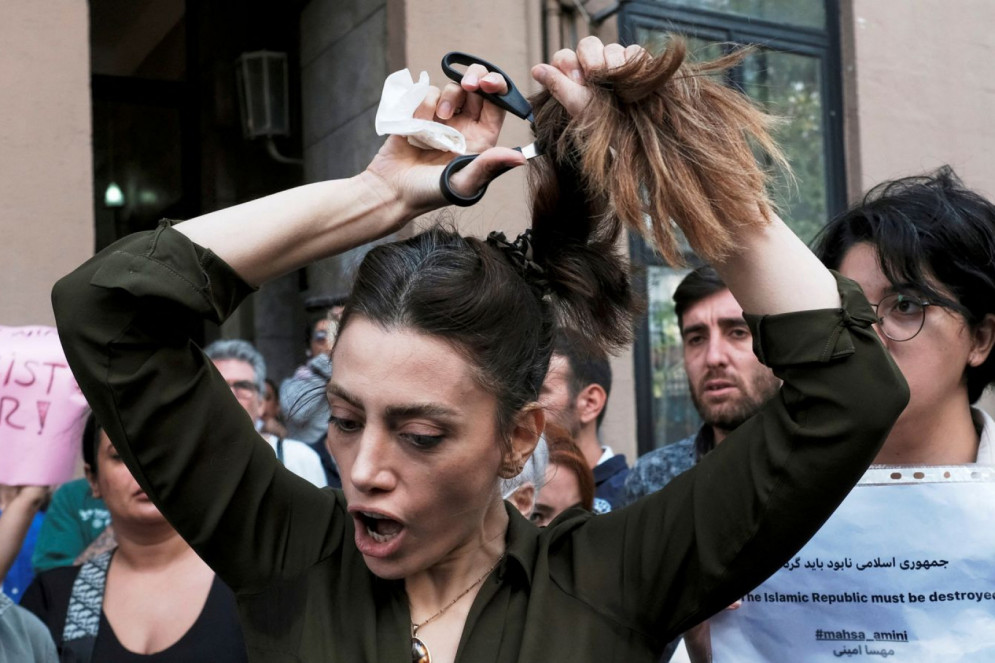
left=52, top=38, right=906, bottom=662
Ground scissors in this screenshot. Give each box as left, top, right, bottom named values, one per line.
left=438, top=52, right=543, bottom=207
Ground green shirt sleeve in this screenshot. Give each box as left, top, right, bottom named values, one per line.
left=544, top=274, right=909, bottom=645
left=30, top=478, right=109, bottom=574
left=52, top=223, right=346, bottom=594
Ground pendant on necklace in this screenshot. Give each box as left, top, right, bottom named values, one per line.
left=408, top=553, right=504, bottom=662
left=411, top=635, right=431, bottom=663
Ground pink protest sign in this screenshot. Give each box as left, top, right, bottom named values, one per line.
left=0, top=326, right=89, bottom=485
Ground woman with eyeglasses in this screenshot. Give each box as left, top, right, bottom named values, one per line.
left=816, top=168, right=995, bottom=465
left=51, top=39, right=908, bottom=663
left=688, top=169, right=995, bottom=663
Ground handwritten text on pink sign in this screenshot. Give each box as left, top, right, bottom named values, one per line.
left=0, top=326, right=88, bottom=484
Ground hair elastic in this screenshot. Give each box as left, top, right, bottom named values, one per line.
left=485, top=229, right=550, bottom=294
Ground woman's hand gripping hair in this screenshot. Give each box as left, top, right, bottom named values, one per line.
left=529, top=36, right=837, bottom=315
left=529, top=36, right=788, bottom=267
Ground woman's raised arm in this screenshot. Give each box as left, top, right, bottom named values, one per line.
left=177, top=66, right=523, bottom=286
left=525, top=37, right=907, bottom=645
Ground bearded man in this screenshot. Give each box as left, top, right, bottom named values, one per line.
left=623, top=265, right=781, bottom=504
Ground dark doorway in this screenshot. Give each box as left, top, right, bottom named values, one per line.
left=90, top=0, right=197, bottom=251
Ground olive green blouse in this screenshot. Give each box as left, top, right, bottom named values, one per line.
left=52, top=223, right=908, bottom=662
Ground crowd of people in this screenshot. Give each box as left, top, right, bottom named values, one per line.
left=0, top=33, right=993, bottom=663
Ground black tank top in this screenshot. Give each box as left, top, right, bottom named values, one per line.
left=92, top=575, right=247, bottom=662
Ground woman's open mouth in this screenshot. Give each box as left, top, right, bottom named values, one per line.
left=351, top=509, right=406, bottom=557
left=358, top=511, right=403, bottom=542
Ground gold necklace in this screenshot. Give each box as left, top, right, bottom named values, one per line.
left=410, top=554, right=505, bottom=663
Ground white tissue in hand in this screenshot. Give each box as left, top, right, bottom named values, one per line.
left=375, top=69, right=467, bottom=154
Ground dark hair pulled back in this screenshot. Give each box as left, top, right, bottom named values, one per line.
left=815, top=166, right=995, bottom=403
left=339, top=227, right=561, bottom=436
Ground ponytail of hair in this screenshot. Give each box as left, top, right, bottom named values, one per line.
left=526, top=37, right=788, bottom=351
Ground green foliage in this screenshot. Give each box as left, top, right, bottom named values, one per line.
left=743, top=49, right=827, bottom=244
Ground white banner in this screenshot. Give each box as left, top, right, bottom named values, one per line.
left=711, top=465, right=995, bottom=662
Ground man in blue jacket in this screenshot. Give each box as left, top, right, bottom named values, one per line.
left=539, top=328, right=628, bottom=513
left=624, top=265, right=781, bottom=506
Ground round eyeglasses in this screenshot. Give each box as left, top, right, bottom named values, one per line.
left=870, top=293, right=935, bottom=342
left=227, top=380, right=260, bottom=399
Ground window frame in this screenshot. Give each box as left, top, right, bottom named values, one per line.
left=619, top=0, right=847, bottom=455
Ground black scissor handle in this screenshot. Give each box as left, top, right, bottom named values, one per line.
left=440, top=154, right=486, bottom=207
left=440, top=152, right=524, bottom=207
left=441, top=51, right=533, bottom=122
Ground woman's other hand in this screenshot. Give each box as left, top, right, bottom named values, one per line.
left=531, top=37, right=645, bottom=116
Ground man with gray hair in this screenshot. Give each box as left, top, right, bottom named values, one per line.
left=204, top=339, right=327, bottom=488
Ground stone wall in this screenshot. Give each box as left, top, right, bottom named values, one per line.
left=299, top=0, right=391, bottom=301
left=845, top=0, right=995, bottom=197
left=0, top=1, right=93, bottom=325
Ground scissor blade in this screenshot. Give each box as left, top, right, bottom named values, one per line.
left=517, top=142, right=542, bottom=160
